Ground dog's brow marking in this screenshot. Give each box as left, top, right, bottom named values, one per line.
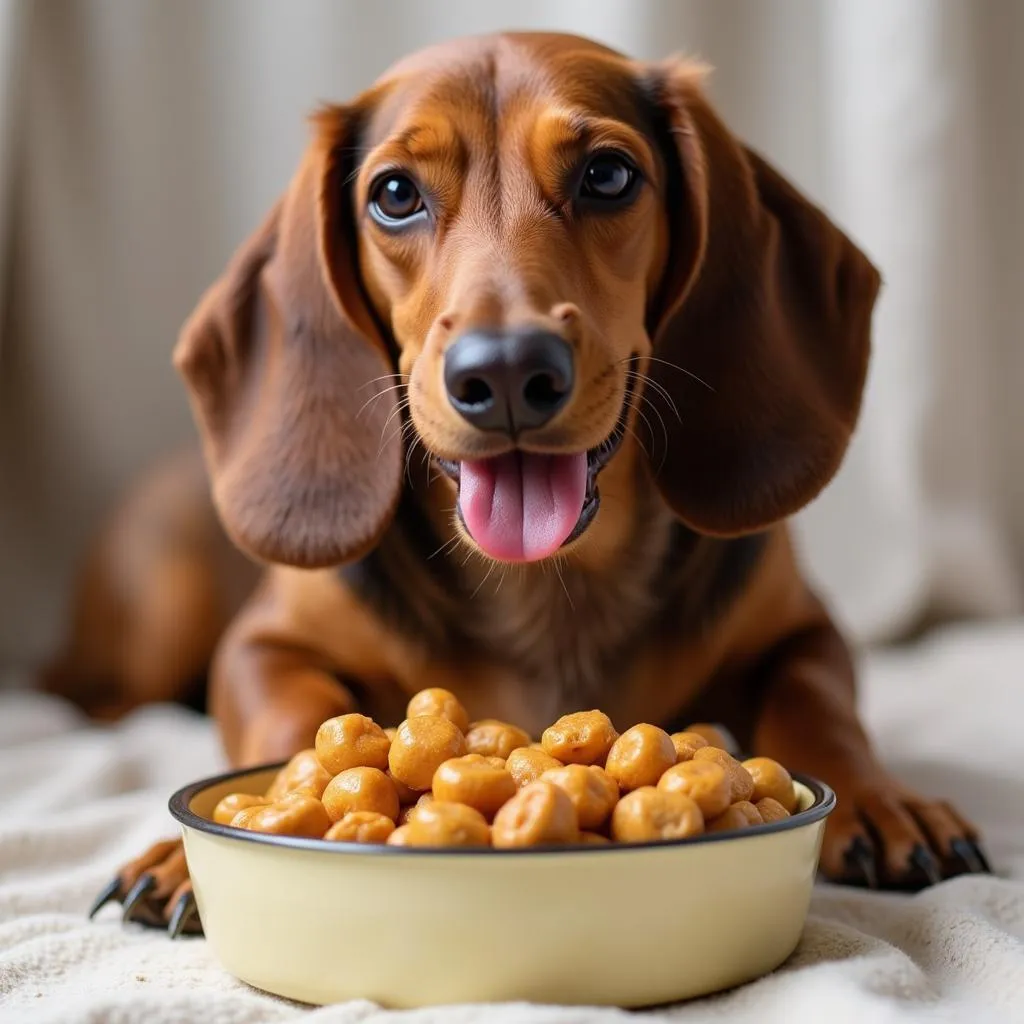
left=481, top=50, right=503, bottom=227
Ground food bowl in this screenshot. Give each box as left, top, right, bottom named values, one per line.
left=171, top=763, right=834, bottom=1009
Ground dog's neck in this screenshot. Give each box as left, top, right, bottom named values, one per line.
left=340, top=437, right=765, bottom=719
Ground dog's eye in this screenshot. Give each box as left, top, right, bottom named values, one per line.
left=580, top=153, right=637, bottom=202
left=370, top=174, right=425, bottom=224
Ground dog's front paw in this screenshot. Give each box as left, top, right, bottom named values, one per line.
left=89, top=837, right=200, bottom=937
left=820, top=779, right=991, bottom=891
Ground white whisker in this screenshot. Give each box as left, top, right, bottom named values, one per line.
left=355, top=382, right=409, bottom=423
left=427, top=533, right=461, bottom=561
left=630, top=401, right=659, bottom=454
left=624, top=369, right=682, bottom=424
left=357, top=372, right=408, bottom=392
left=553, top=559, right=575, bottom=612
left=623, top=423, right=656, bottom=466
left=404, top=438, right=420, bottom=487
left=470, top=561, right=497, bottom=600
left=636, top=391, right=669, bottom=458
left=376, top=399, right=412, bottom=457
left=640, top=355, right=714, bottom=393
left=377, top=405, right=412, bottom=460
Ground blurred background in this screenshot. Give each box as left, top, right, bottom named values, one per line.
left=1, top=0, right=1022, bottom=679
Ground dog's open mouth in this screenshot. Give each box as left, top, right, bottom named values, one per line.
left=434, top=379, right=633, bottom=563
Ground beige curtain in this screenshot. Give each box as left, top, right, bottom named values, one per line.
left=0, top=0, right=25, bottom=341
left=1, top=0, right=1022, bottom=670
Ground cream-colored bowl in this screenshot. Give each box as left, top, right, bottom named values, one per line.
left=171, top=764, right=834, bottom=1009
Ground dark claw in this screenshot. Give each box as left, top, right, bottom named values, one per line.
left=909, top=844, right=942, bottom=887
left=87, top=876, right=123, bottom=920
left=970, top=841, right=993, bottom=874
left=167, top=891, right=201, bottom=939
left=121, top=874, right=156, bottom=922
left=950, top=838, right=990, bottom=875
left=843, top=836, right=879, bottom=889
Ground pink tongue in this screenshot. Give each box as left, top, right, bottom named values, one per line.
left=459, top=452, right=588, bottom=562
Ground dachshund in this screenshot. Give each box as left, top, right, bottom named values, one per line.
left=67, top=32, right=988, bottom=935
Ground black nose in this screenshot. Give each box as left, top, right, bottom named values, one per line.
left=443, top=329, right=574, bottom=433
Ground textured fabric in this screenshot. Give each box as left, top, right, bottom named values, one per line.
left=0, top=0, right=1023, bottom=671
left=2, top=621, right=1023, bottom=1022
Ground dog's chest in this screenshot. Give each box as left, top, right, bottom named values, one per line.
left=462, top=567, right=661, bottom=721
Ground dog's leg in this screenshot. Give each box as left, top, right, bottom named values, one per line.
left=43, top=448, right=259, bottom=718
left=751, top=617, right=990, bottom=889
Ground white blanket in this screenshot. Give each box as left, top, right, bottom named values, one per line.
left=2, top=621, right=1023, bottom=1023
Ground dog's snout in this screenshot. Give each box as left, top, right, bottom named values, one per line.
left=443, top=329, right=574, bottom=433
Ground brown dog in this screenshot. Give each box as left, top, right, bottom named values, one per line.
left=72, top=32, right=987, bottom=935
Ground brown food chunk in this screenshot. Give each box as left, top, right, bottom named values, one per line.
left=657, top=760, right=732, bottom=819
left=228, top=805, right=268, bottom=830
left=315, top=715, right=391, bottom=775
left=387, top=824, right=413, bottom=846
left=324, top=811, right=396, bottom=843
left=611, top=788, right=705, bottom=842
left=506, top=747, right=563, bottom=787
left=693, top=747, right=755, bottom=803
left=213, top=793, right=267, bottom=825
left=432, top=754, right=517, bottom=818
left=398, top=792, right=436, bottom=826
left=742, top=757, right=799, bottom=813
left=321, top=766, right=400, bottom=823
left=541, top=711, right=618, bottom=765
left=491, top=781, right=579, bottom=847
left=406, top=688, right=470, bottom=734
left=669, top=731, right=709, bottom=763
left=755, top=797, right=791, bottom=823
left=388, top=716, right=467, bottom=791
left=464, top=719, right=533, bottom=760
left=604, top=724, right=677, bottom=791
left=265, top=749, right=333, bottom=800
left=232, top=792, right=331, bottom=838
left=707, top=801, right=764, bottom=834
left=540, top=764, right=619, bottom=830
left=404, top=800, right=491, bottom=847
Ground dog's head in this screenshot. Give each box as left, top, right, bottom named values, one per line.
left=175, top=32, right=880, bottom=569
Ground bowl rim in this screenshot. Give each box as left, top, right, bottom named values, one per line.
left=170, top=761, right=835, bottom=857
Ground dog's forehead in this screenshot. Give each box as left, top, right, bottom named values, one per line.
left=364, top=32, right=647, bottom=147
left=377, top=31, right=626, bottom=82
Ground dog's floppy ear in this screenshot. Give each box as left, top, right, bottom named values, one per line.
left=641, top=62, right=881, bottom=536
left=173, top=103, right=402, bottom=568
